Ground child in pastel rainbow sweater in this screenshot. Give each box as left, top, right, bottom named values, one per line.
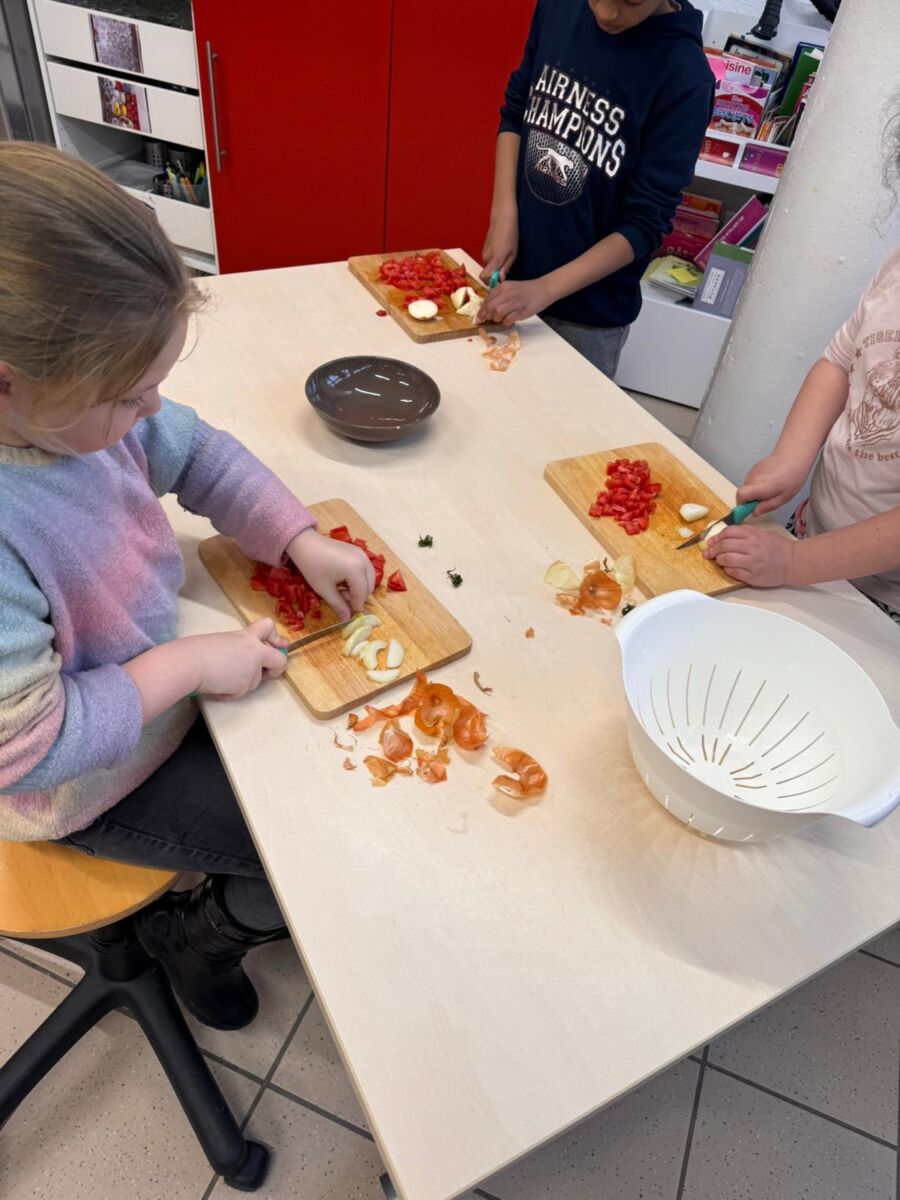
left=0, top=143, right=374, bottom=1030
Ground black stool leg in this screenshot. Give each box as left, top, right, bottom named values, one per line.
left=123, top=960, right=269, bottom=1191
left=17, top=935, right=92, bottom=974
left=0, top=969, right=114, bottom=1126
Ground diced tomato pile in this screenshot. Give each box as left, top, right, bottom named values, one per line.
left=378, top=252, right=468, bottom=311
left=249, top=526, right=404, bottom=632
left=588, top=458, right=662, bottom=536
left=249, top=563, right=322, bottom=632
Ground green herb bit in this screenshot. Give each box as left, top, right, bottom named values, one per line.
left=621, top=604, right=636, bottom=616
left=447, top=569, right=463, bottom=588
left=417, top=534, right=433, bottom=548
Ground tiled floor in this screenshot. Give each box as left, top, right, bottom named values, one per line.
left=1, top=394, right=897, bottom=1198
left=0, top=926, right=897, bottom=1200
left=627, top=391, right=698, bottom=442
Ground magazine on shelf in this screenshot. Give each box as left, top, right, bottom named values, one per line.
left=709, top=55, right=773, bottom=138
left=694, top=195, right=768, bottom=272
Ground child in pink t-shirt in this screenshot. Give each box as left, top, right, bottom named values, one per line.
left=705, top=246, right=900, bottom=621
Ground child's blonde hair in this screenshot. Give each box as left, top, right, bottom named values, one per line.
left=0, top=141, right=203, bottom=420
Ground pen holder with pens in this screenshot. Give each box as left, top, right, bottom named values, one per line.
left=146, top=142, right=208, bottom=207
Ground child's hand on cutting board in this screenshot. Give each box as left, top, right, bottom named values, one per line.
left=704, top=525, right=796, bottom=588
left=287, top=528, right=375, bottom=621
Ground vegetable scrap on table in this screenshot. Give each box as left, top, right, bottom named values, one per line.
left=417, top=534, right=433, bottom=548
left=544, top=554, right=638, bottom=625
left=473, top=671, right=493, bottom=695
left=338, top=671, right=547, bottom=805
left=479, top=328, right=521, bottom=372
left=446, top=569, right=463, bottom=589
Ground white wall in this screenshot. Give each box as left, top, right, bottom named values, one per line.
left=691, top=0, right=900, bottom=497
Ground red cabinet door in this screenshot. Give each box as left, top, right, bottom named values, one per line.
left=193, top=3, right=391, bottom=273
left=384, top=0, right=533, bottom=261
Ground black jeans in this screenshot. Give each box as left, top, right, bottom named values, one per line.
left=58, top=718, right=283, bottom=932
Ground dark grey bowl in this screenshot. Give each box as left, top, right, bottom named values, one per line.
left=305, top=356, right=440, bottom=443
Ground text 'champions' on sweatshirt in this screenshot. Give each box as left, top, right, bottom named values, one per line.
left=499, top=0, right=714, bottom=328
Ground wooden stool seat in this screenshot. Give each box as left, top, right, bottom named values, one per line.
left=0, top=840, right=177, bottom=939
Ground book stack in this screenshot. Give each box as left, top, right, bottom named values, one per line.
left=644, top=255, right=704, bottom=302
left=702, top=34, right=825, bottom=162
left=658, top=191, right=723, bottom=262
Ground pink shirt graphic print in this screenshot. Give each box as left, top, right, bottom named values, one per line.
left=808, top=246, right=900, bottom=609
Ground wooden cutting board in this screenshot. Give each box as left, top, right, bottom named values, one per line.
left=198, top=500, right=472, bottom=720
left=348, top=249, right=501, bottom=343
left=544, top=442, right=742, bottom=598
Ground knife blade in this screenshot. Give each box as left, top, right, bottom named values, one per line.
left=279, top=616, right=356, bottom=655
left=676, top=500, right=760, bottom=550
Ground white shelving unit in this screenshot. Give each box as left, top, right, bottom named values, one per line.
left=694, top=130, right=782, bottom=196
left=617, top=9, right=829, bottom=410
left=26, top=0, right=217, bottom=273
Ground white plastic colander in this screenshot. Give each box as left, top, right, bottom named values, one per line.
left=616, top=591, right=900, bottom=841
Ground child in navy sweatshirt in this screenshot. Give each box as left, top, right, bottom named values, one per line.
left=478, top=0, right=714, bottom=378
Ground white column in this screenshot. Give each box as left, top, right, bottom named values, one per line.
left=691, top=0, right=900, bottom=495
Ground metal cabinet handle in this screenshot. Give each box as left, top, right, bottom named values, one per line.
left=205, top=41, right=226, bottom=171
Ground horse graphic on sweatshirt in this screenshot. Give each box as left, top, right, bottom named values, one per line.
left=535, top=146, right=575, bottom=186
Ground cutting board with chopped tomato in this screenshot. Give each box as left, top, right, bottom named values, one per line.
left=198, top=500, right=472, bottom=720
left=348, top=249, right=501, bottom=343
left=544, top=443, right=743, bottom=598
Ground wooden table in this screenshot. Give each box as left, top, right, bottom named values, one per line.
left=164, top=256, right=900, bottom=1200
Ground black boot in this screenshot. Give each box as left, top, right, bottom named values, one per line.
left=136, top=876, right=288, bottom=1031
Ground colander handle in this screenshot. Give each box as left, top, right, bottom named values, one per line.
left=615, top=589, right=713, bottom=647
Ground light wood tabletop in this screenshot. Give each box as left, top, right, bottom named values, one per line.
left=163, top=254, right=900, bottom=1200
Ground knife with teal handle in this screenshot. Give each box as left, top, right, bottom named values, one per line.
left=676, top=500, right=760, bottom=550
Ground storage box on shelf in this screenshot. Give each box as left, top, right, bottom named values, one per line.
left=28, top=0, right=216, bottom=271
left=617, top=8, right=830, bottom=409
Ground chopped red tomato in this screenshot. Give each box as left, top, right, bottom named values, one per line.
left=378, top=252, right=470, bottom=310
left=588, top=458, right=661, bottom=536
left=387, top=570, right=407, bottom=592
left=249, top=561, right=322, bottom=632
left=329, top=525, right=353, bottom=543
